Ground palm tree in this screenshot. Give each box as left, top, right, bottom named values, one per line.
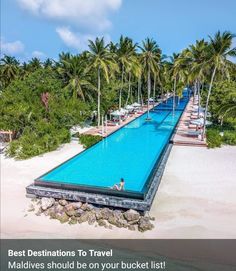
left=170, top=53, right=180, bottom=116
left=88, top=37, right=118, bottom=126
left=117, top=36, right=139, bottom=109
left=185, top=39, right=209, bottom=115
left=202, top=31, right=236, bottom=139
left=44, top=58, right=54, bottom=69
left=218, top=101, right=236, bottom=123
left=139, top=38, right=161, bottom=119
left=0, top=55, right=19, bottom=86
left=58, top=55, right=95, bottom=101
left=28, top=57, right=41, bottom=72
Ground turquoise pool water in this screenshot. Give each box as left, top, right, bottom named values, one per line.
left=39, top=94, right=188, bottom=194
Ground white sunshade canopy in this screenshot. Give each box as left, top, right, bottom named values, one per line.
left=125, top=105, right=134, bottom=110
left=111, top=110, right=123, bottom=116
left=119, top=108, right=128, bottom=114
left=132, top=102, right=141, bottom=107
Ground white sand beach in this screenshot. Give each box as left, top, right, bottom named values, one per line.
left=1, top=143, right=236, bottom=239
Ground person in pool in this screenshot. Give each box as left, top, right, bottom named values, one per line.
left=113, top=178, right=125, bottom=191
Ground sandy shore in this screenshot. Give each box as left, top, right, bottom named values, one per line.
left=1, top=142, right=236, bottom=239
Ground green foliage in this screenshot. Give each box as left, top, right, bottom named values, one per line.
left=222, top=131, right=236, bottom=145
left=7, top=124, right=70, bottom=159
left=206, top=128, right=222, bottom=148
left=1, top=68, right=90, bottom=159
left=208, top=80, right=236, bottom=122
left=79, top=134, right=102, bottom=148
left=1, top=31, right=235, bottom=159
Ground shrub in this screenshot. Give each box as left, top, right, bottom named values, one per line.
left=79, top=134, right=102, bottom=148
left=206, top=129, right=222, bottom=148
left=223, top=131, right=236, bottom=145
left=6, top=126, right=70, bottom=159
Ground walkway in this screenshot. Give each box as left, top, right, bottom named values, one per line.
left=172, top=97, right=207, bottom=147
left=82, top=104, right=157, bottom=137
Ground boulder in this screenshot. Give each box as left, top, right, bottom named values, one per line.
left=56, top=212, right=69, bottom=224
left=74, top=209, right=85, bottom=217
left=97, top=220, right=107, bottom=227
left=53, top=203, right=65, bottom=214
left=81, top=203, right=94, bottom=211
left=69, top=217, right=78, bottom=225
left=124, top=209, right=140, bottom=222
left=41, top=197, right=55, bottom=211
left=128, top=225, right=136, bottom=231
left=77, top=212, right=90, bottom=224
left=65, top=203, right=75, bottom=212
left=108, top=216, right=128, bottom=228
left=138, top=217, right=154, bottom=232
left=66, top=210, right=78, bottom=217
left=98, top=208, right=113, bottom=220
left=58, top=199, right=68, bottom=206
left=71, top=202, right=83, bottom=209
left=87, top=213, right=96, bottom=225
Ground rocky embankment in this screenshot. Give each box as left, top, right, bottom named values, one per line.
left=28, top=197, right=155, bottom=232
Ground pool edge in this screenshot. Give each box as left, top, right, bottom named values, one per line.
left=26, top=143, right=173, bottom=211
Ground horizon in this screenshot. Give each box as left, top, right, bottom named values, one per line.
left=1, top=0, right=236, bottom=62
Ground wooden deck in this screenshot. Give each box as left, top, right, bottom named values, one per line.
left=172, top=98, right=207, bottom=147
left=82, top=104, right=156, bottom=137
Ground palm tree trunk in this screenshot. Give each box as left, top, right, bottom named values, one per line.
left=172, top=76, right=177, bottom=116
left=138, top=77, right=141, bottom=104
left=97, top=67, right=101, bottom=127
left=153, top=75, right=156, bottom=108
left=197, top=79, right=201, bottom=118
left=202, top=66, right=217, bottom=140
left=125, top=72, right=131, bottom=106
left=147, top=65, right=151, bottom=119
left=119, top=64, right=124, bottom=110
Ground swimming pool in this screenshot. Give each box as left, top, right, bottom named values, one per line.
left=35, top=93, right=189, bottom=200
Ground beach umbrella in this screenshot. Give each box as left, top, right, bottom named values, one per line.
left=131, top=102, right=141, bottom=107
left=111, top=110, right=123, bottom=116
left=125, top=105, right=134, bottom=110
left=119, top=108, right=128, bottom=114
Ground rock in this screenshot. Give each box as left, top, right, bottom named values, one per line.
left=108, top=216, right=128, bottom=228
left=113, top=210, right=124, bottom=220
left=53, top=203, right=65, bottom=214
left=128, top=219, right=139, bottom=225
left=56, top=212, right=69, bottom=224
left=81, top=203, right=94, bottom=211
left=88, top=213, right=96, bottom=225
left=74, top=209, right=85, bottom=217
left=124, top=209, right=140, bottom=222
left=138, top=217, right=154, bottom=232
left=66, top=210, right=78, bottom=217
left=128, top=225, right=136, bottom=231
left=97, top=220, right=107, bottom=227
left=28, top=204, right=35, bottom=212
left=97, top=208, right=113, bottom=220
left=58, top=199, right=68, bottom=206
left=77, top=212, right=90, bottom=224
left=41, top=197, right=55, bottom=211
left=69, top=217, right=78, bottom=225
left=65, top=203, right=75, bottom=212
left=71, top=202, right=83, bottom=209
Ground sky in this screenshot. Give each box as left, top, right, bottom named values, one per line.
left=1, top=0, right=236, bottom=61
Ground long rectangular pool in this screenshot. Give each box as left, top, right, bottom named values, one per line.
left=35, top=93, right=189, bottom=200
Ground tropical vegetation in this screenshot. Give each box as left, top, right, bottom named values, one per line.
left=0, top=31, right=235, bottom=158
